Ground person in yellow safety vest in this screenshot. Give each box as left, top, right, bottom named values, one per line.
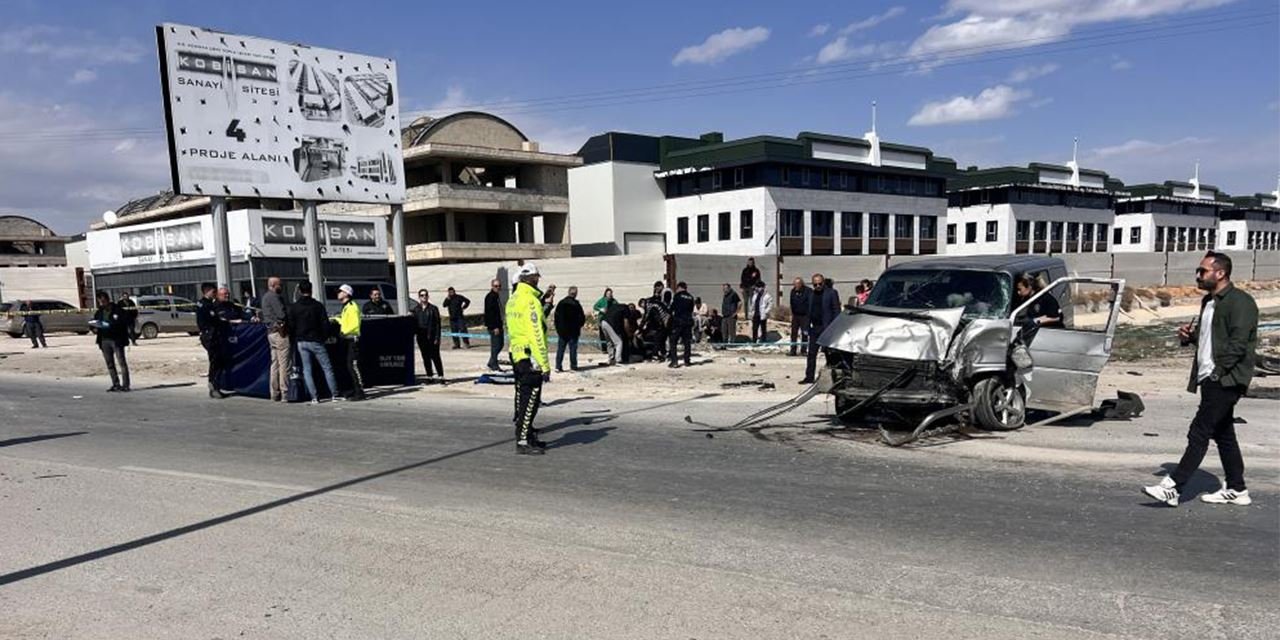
left=332, top=284, right=366, bottom=400
left=507, top=262, right=550, bottom=455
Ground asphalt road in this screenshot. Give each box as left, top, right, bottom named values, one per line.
left=1, top=373, right=1276, bottom=639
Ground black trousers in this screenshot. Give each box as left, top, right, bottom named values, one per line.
left=804, top=327, right=832, bottom=381
left=100, top=338, right=130, bottom=389
left=345, top=337, right=366, bottom=397
left=752, top=317, right=767, bottom=343
left=1171, top=380, right=1247, bottom=491
left=25, top=320, right=46, bottom=347
left=449, top=317, right=470, bottom=348
left=513, top=359, right=543, bottom=443
left=201, top=333, right=227, bottom=390
left=487, top=328, right=504, bottom=370
left=416, top=332, right=444, bottom=377
left=789, top=316, right=808, bottom=356
left=668, top=323, right=692, bottom=365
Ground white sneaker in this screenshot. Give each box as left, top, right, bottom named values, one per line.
left=309, top=399, right=319, bottom=406
left=1200, top=488, right=1252, bottom=506
left=1143, top=476, right=1179, bottom=507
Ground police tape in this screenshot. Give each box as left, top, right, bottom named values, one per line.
left=439, top=331, right=810, bottom=349
left=3, top=302, right=251, bottom=317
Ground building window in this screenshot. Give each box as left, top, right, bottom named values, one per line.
left=677, top=217, right=689, bottom=245
left=697, top=214, right=709, bottom=242
left=801, top=167, right=811, bottom=186
left=1113, top=226, right=1123, bottom=245
left=821, top=169, right=830, bottom=188
left=1130, top=226, right=1142, bottom=244
left=812, top=210, right=833, bottom=237
left=1050, top=222, right=1063, bottom=243
left=740, top=210, right=754, bottom=239
left=869, top=213, right=889, bottom=239
left=985, top=220, right=998, bottom=242
left=733, top=167, right=744, bottom=187
left=1155, top=226, right=1165, bottom=248
left=920, top=216, right=937, bottom=240
left=841, top=212, right=861, bottom=238
left=780, top=210, right=804, bottom=237
left=1097, top=224, right=1108, bottom=243
left=1034, top=221, right=1047, bottom=241
left=839, top=171, right=848, bottom=189
left=965, top=222, right=977, bottom=244
left=718, top=211, right=731, bottom=241
left=896, top=215, right=915, bottom=239
left=1208, top=229, right=1216, bottom=247
left=1067, top=222, right=1080, bottom=244
left=780, top=166, right=791, bottom=185
left=711, top=172, right=722, bottom=190
left=1082, top=223, right=1094, bottom=249
left=1016, top=220, right=1030, bottom=242
left=946, top=223, right=957, bottom=244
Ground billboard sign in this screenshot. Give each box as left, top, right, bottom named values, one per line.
left=88, top=215, right=223, bottom=269
left=156, top=23, right=404, bottom=204
left=243, top=210, right=387, bottom=260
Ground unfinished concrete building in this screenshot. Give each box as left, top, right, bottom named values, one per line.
left=325, top=111, right=581, bottom=263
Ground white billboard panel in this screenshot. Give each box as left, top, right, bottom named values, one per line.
left=240, top=210, right=387, bottom=260
left=156, top=23, right=404, bottom=204
left=87, top=214, right=226, bottom=269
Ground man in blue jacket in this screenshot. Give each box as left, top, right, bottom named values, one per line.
left=801, top=273, right=841, bottom=384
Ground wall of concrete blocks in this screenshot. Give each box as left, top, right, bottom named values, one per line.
left=0, top=267, right=81, bottom=305
left=1255, top=250, right=1279, bottom=281
left=407, top=253, right=666, bottom=316
left=669, top=254, right=778, bottom=305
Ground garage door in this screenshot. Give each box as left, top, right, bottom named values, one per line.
left=624, top=233, right=666, bottom=255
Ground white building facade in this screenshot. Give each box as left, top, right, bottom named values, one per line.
left=1112, top=172, right=1228, bottom=253
left=1218, top=188, right=1280, bottom=251
left=571, top=129, right=949, bottom=257
left=943, top=161, right=1118, bottom=256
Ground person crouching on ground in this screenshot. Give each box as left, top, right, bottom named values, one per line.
left=1143, top=252, right=1258, bottom=507
left=507, top=263, right=550, bottom=455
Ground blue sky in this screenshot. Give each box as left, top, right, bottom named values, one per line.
left=1, top=0, right=1276, bottom=233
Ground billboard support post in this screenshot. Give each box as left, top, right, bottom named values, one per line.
left=302, top=201, right=324, bottom=300
left=391, top=204, right=409, bottom=314
left=210, top=196, right=231, bottom=289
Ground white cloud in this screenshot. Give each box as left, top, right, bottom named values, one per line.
left=839, top=6, right=907, bottom=35
left=1110, top=55, right=1132, bottom=71
left=672, top=26, right=770, bottom=66
left=1006, top=62, right=1058, bottom=83
left=1086, top=136, right=1214, bottom=160
left=816, top=37, right=879, bottom=64
left=0, top=25, right=146, bottom=64
left=67, top=68, right=97, bottom=85
left=809, top=24, right=830, bottom=37
left=907, top=84, right=1032, bottom=126
left=429, top=85, right=471, bottom=112
left=0, top=94, right=169, bottom=233
left=908, top=1, right=1235, bottom=61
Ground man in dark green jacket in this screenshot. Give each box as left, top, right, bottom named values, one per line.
left=1144, top=252, right=1258, bottom=507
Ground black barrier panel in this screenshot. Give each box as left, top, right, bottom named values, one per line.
left=223, top=317, right=415, bottom=400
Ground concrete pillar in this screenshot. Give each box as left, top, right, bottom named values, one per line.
left=833, top=211, right=842, bottom=255
left=861, top=212, right=870, bottom=255
left=210, top=196, right=232, bottom=289
left=391, top=204, right=409, bottom=314
left=302, top=201, right=324, bottom=300
left=887, top=213, right=897, bottom=255
left=802, top=210, right=812, bottom=255
left=913, top=215, right=921, bottom=255
left=444, top=211, right=457, bottom=242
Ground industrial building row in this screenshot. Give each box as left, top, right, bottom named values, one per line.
left=4, top=110, right=1277, bottom=302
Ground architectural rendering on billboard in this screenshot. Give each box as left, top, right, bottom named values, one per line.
left=156, top=23, right=405, bottom=204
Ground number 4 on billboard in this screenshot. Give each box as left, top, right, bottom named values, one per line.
left=225, top=119, right=246, bottom=142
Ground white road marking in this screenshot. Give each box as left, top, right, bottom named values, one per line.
left=117, top=466, right=397, bottom=502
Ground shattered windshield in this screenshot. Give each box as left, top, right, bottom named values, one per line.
left=865, top=269, right=1011, bottom=319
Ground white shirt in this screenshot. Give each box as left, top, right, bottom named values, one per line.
left=1197, top=299, right=1215, bottom=382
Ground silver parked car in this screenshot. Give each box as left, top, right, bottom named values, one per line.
left=133, top=295, right=201, bottom=339
left=819, top=255, right=1124, bottom=443
left=3, top=299, right=91, bottom=338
